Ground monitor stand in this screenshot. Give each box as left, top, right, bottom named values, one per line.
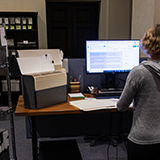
left=102, top=72, right=116, bottom=89
left=96, top=73, right=123, bottom=98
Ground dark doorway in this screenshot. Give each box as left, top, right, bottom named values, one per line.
left=46, top=2, right=100, bottom=58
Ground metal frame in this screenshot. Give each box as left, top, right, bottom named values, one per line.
left=0, top=28, right=17, bottom=160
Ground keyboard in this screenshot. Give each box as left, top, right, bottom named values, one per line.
left=95, top=88, right=123, bottom=99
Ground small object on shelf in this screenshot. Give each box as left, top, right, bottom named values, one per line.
left=27, top=25, right=32, bottom=30
left=5, top=25, right=9, bottom=30
left=9, top=17, right=15, bottom=24
left=22, top=25, right=27, bottom=30
left=15, top=17, right=21, bottom=24
left=22, top=17, right=27, bottom=24
left=17, top=41, right=36, bottom=47
left=7, top=39, right=14, bottom=46
left=27, top=17, right=33, bottom=24
left=16, top=25, right=21, bottom=30
left=0, top=18, right=2, bottom=28
left=10, top=25, right=15, bottom=30
left=4, top=18, right=9, bottom=24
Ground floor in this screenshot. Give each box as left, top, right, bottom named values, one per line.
left=0, top=114, right=128, bottom=160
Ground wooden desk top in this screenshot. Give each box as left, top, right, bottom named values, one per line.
left=15, top=94, right=121, bottom=116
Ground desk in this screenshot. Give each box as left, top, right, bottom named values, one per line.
left=15, top=94, right=132, bottom=160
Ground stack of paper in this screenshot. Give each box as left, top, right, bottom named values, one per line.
left=69, top=98, right=118, bottom=111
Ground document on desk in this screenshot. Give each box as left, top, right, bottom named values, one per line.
left=69, top=98, right=118, bottom=111
left=68, top=93, right=85, bottom=98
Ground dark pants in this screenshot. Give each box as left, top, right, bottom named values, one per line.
left=127, top=139, right=160, bottom=160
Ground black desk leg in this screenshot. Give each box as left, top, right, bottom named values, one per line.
left=31, top=116, right=38, bottom=160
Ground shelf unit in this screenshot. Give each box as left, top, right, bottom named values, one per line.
left=0, top=12, right=38, bottom=50
left=0, top=12, right=39, bottom=107
left=0, top=12, right=39, bottom=160
left=0, top=48, right=17, bottom=160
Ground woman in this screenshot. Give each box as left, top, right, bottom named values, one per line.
left=117, top=24, right=160, bottom=160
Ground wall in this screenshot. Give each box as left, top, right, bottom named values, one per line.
left=131, top=0, right=155, bottom=40
left=3, top=0, right=159, bottom=57
left=107, top=0, right=131, bottom=39
left=0, top=0, right=47, bottom=49
left=0, top=0, right=132, bottom=49
left=131, top=0, right=160, bottom=57
left=98, top=0, right=132, bottom=39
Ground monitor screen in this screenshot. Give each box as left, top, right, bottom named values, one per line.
left=86, top=40, right=140, bottom=73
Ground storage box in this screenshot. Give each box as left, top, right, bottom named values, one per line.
left=1, top=79, right=20, bottom=92
left=0, top=129, right=9, bottom=160
left=10, top=49, right=67, bottom=109
left=17, top=49, right=63, bottom=71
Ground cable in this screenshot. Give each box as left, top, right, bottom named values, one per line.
left=119, top=112, right=127, bottom=149
left=106, top=112, right=114, bottom=160
left=116, top=144, right=118, bottom=160
left=107, top=140, right=110, bottom=160
left=115, top=78, right=126, bottom=88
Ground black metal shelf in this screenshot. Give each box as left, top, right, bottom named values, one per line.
left=0, top=12, right=38, bottom=50
left=0, top=53, right=17, bottom=160
left=0, top=106, right=14, bottom=118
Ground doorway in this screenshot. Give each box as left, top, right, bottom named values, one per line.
left=46, top=1, right=100, bottom=58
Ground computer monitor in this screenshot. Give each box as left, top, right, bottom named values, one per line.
left=86, top=40, right=140, bottom=73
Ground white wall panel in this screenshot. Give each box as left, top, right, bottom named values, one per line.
left=131, top=0, right=155, bottom=39
left=132, top=0, right=155, bottom=57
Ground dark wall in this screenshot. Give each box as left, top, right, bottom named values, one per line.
left=67, top=58, right=128, bottom=93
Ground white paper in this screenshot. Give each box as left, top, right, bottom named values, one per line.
left=70, top=98, right=117, bottom=111
left=28, top=17, right=33, bottom=24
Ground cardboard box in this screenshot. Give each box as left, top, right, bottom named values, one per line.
left=10, top=49, right=67, bottom=109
